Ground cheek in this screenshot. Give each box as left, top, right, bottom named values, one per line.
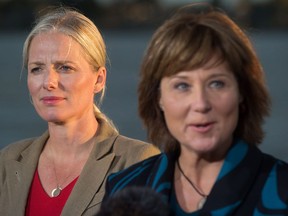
left=27, top=77, right=39, bottom=95
left=161, top=90, right=188, bottom=116
left=219, top=95, right=240, bottom=125
left=162, top=98, right=186, bottom=124
left=73, top=79, right=95, bottom=98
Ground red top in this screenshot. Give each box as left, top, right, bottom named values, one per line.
left=25, top=169, right=78, bottom=216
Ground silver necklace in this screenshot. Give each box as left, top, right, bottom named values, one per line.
left=47, top=137, right=94, bottom=197
left=176, top=160, right=208, bottom=209
left=50, top=158, right=77, bottom=197
left=51, top=185, right=62, bottom=197
left=50, top=155, right=63, bottom=198
left=48, top=146, right=72, bottom=198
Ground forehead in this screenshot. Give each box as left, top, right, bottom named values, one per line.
left=171, top=64, right=235, bottom=83
left=28, top=32, right=84, bottom=61
left=168, top=53, right=231, bottom=76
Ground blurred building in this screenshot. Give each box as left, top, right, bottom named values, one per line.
left=0, top=0, right=287, bottom=32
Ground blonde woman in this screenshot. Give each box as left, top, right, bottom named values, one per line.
left=0, top=7, right=159, bottom=215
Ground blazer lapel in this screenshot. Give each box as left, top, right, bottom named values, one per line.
left=5, top=132, right=48, bottom=214
left=6, top=158, right=37, bottom=214
left=61, top=135, right=118, bottom=216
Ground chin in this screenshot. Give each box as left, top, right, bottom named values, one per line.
left=40, top=114, right=65, bottom=123
left=187, top=138, right=220, bottom=153
left=195, top=144, right=218, bottom=154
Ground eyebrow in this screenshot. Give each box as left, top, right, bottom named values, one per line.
left=170, top=71, right=233, bottom=80
left=207, top=73, right=233, bottom=79
left=53, top=60, right=75, bottom=65
left=28, top=61, right=45, bottom=67
left=28, top=60, right=75, bottom=66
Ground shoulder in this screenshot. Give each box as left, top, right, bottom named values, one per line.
left=106, top=153, right=163, bottom=193
left=110, top=153, right=162, bottom=178
left=274, top=160, right=288, bottom=200
left=0, top=131, right=48, bottom=161
left=0, top=137, right=37, bottom=160
left=261, top=153, right=288, bottom=202
left=257, top=151, right=288, bottom=181
left=269, top=156, right=288, bottom=183
left=261, top=153, right=288, bottom=173
left=112, top=135, right=160, bottom=162
left=104, top=153, right=175, bottom=202
left=113, top=135, right=155, bottom=149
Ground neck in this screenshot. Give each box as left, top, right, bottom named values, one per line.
left=46, top=117, right=98, bottom=159
left=177, top=152, right=224, bottom=193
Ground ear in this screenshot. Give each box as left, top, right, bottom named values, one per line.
left=94, top=67, right=106, bottom=94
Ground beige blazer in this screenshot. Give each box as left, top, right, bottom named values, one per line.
left=0, top=120, right=160, bottom=216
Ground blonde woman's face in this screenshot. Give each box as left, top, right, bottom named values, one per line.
left=159, top=58, right=242, bottom=158
left=27, top=32, right=105, bottom=124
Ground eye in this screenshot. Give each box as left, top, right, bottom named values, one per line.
left=29, top=67, right=42, bottom=74
left=174, top=82, right=190, bottom=91
left=59, top=65, right=72, bottom=71
left=210, top=80, right=225, bottom=89
left=57, top=64, right=73, bottom=73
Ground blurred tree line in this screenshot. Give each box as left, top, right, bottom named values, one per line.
left=0, top=0, right=287, bottom=32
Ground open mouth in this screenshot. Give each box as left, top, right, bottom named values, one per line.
left=191, top=122, right=214, bottom=132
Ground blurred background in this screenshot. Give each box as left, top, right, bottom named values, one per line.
left=0, top=0, right=287, bottom=161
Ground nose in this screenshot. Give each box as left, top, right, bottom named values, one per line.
left=191, top=87, right=212, bottom=113
left=43, top=68, right=58, bottom=90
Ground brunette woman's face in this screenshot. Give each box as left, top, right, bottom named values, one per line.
left=27, top=32, right=105, bottom=124
left=159, top=59, right=242, bottom=157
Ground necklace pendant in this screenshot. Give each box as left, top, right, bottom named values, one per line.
left=51, top=186, right=62, bottom=197
left=197, top=196, right=207, bottom=209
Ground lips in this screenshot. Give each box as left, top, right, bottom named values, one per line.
left=41, top=96, right=65, bottom=105
left=189, top=122, right=215, bottom=133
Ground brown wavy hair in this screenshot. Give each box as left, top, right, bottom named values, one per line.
left=138, top=4, right=271, bottom=153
